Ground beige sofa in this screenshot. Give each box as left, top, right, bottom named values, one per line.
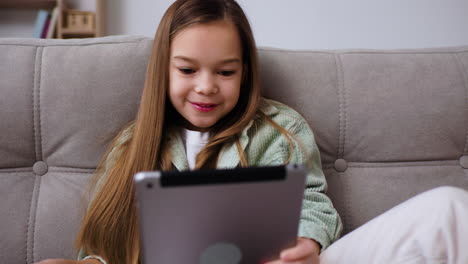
left=1, top=36, right=467, bottom=263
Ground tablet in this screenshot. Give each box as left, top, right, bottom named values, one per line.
left=134, top=164, right=306, bottom=264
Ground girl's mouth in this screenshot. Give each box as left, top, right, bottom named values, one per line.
left=191, top=102, right=219, bottom=112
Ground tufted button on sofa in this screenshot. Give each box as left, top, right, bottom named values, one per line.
left=1, top=36, right=467, bottom=263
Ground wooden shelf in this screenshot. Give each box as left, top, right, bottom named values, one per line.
left=0, top=0, right=57, bottom=9
left=1, top=0, right=105, bottom=39
left=57, top=0, right=104, bottom=38
left=61, top=28, right=95, bottom=35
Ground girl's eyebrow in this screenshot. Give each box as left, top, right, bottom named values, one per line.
left=173, top=56, right=241, bottom=64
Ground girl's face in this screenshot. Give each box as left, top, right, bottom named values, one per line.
left=169, top=20, right=243, bottom=131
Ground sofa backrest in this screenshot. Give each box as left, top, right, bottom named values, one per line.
left=1, top=36, right=467, bottom=263
left=0, top=36, right=151, bottom=263
left=258, top=46, right=468, bottom=234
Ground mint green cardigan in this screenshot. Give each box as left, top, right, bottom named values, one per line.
left=78, top=98, right=342, bottom=260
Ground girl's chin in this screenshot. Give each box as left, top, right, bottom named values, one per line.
left=183, top=120, right=216, bottom=132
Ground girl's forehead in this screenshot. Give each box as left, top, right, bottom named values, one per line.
left=170, top=20, right=243, bottom=62
left=174, top=19, right=236, bottom=37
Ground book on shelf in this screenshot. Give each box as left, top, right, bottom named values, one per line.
left=46, top=7, right=60, bottom=38
left=41, top=16, right=51, bottom=38
left=33, top=9, right=50, bottom=38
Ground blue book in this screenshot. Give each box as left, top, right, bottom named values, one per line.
left=32, top=10, right=50, bottom=38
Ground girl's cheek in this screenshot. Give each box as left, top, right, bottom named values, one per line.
left=172, top=78, right=191, bottom=91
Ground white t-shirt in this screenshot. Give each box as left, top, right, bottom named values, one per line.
left=181, top=129, right=210, bottom=169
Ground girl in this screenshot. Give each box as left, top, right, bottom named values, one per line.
left=36, top=0, right=468, bottom=264
left=37, top=0, right=341, bottom=263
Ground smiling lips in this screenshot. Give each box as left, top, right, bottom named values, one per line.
left=190, top=102, right=219, bottom=112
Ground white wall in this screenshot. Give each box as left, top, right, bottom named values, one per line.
left=105, top=0, right=468, bottom=50
left=2, top=0, right=468, bottom=50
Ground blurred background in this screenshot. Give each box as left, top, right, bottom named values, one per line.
left=1, top=0, right=468, bottom=49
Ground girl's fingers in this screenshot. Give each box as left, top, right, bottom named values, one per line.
left=263, top=260, right=283, bottom=264
left=263, top=260, right=304, bottom=264
left=264, top=238, right=320, bottom=264
left=280, top=238, right=319, bottom=261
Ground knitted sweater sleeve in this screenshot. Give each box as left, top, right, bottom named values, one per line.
left=289, top=119, right=343, bottom=251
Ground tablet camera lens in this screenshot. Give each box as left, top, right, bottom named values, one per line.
left=147, top=182, right=153, bottom=189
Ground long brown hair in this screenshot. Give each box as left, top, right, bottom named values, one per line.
left=75, top=1, right=267, bottom=263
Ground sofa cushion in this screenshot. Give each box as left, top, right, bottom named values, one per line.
left=259, top=46, right=468, bottom=235
left=0, top=36, right=152, bottom=262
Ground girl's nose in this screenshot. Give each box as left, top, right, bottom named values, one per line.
left=194, top=73, right=218, bottom=95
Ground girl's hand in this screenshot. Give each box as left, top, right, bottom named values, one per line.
left=264, top=237, right=321, bottom=264
left=34, top=259, right=99, bottom=264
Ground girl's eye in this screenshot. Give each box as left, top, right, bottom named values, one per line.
left=218, top=70, right=235, bottom=77
left=179, top=68, right=195, bottom=74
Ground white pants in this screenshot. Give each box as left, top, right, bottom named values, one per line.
left=320, top=186, right=468, bottom=264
